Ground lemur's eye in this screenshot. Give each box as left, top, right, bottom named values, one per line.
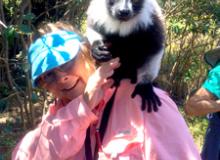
left=108, top=0, right=115, bottom=5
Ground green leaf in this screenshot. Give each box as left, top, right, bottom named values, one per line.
left=3, top=25, right=16, bottom=45
left=22, top=13, right=36, bottom=21
left=18, top=24, right=32, bottom=34
left=0, top=83, right=9, bottom=97
left=0, top=99, right=7, bottom=113
left=31, top=93, right=39, bottom=103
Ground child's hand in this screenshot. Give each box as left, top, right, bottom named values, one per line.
left=83, top=57, right=120, bottom=110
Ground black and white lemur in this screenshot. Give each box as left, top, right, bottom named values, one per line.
left=86, top=0, right=165, bottom=112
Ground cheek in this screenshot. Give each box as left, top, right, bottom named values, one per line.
left=77, top=64, right=92, bottom=83
left=74, top=79, right=86, bottom=94
left=46, top=86, right=61, bottom=98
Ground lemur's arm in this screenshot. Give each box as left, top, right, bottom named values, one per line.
left=132, top=49, right=164, bottom=112
left=86, top=26, right=112, bottom=63
left=137, top=49, right=164, bottom=84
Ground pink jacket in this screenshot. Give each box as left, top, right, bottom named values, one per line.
left=12, top=80, right=201, bottom=160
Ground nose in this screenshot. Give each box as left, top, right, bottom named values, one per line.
left=118, top=9, right=130, bottom=17
left=52, top=69, right=69, bottom=83
left=55, top=71, right=79, bottom=86
left=56, top=74, right=69, bottom=84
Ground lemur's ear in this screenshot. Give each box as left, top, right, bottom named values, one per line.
left=204, top=47, right=220, bottom=68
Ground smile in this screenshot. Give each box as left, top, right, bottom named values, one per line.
left=62, top=79, right=80, bottom=92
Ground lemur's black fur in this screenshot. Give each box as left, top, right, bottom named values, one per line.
left=87, top=0, right=165, bottom=112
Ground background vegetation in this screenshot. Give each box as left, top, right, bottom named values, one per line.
left=0, top=0, right=219, bottom=159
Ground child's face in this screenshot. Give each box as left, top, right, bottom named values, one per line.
left=39, top=53, right=92, bottom=103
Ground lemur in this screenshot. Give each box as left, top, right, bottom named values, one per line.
left=86, top=0, right=165, bottom=112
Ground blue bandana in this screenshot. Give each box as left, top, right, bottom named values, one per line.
left=28, top=30, right=83, bottom=87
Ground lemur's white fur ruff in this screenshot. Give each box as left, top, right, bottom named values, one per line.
left=87, top=0, right=163, bottom=36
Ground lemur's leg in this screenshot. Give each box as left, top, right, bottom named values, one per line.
left=132, top=49, right=164, bottom=112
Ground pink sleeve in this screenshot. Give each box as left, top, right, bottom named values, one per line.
left=12, top=96, right=97, bottom=160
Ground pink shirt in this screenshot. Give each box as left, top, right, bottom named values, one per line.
left=12, top=80, right=201, bottom=160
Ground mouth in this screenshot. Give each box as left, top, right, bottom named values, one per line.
left=117, top=16, right=131, bottom=21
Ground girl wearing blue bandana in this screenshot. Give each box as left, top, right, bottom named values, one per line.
left=12, top=22, right=200, bottom=160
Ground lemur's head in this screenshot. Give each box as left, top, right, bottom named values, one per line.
left=106, top=0, right=145, bottom=21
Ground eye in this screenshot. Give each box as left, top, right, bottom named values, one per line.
left=108, top=0, right=115, bottom=6
left=43, top=71, right=56, bottom=83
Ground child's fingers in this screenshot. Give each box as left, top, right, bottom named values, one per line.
left=98, top=58, right=120, bottom=78
left=107, top=57, right=120, bottom=70
left=102, top=79, right=114, bottom=91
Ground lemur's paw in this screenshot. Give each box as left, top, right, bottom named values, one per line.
left=92, top=40, right=112, bottom=63
left=131, top=83, right=161, bottom=112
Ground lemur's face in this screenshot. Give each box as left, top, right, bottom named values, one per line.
left=106, top=0, right=144, bottom=21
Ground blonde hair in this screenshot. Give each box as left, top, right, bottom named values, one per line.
left=36, top=21, right=94, bottom=65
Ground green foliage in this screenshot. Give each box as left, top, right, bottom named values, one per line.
left=0, top=120, right=23, bottom=160
left=17, top=24, right=32, bottom=34
left=165, top=0, right=219, bottom=35
left=188, top=116, right=208, bottom=150
left=0, top=84, right=9, bottom=113
left=3, top=0, right=21, bottom=19
left=22, top=12, right=36, bottom=21
left=0, top=100, right=7, bottom=113
left=168, top=19, right=185, bottom=35
left=160, top=0, right=220, bottom=101
left=0, top=83, right=9, bottom=97
left=3, top=25, right=17, bottom=46
left=31, top=93, right=39, bottom=103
